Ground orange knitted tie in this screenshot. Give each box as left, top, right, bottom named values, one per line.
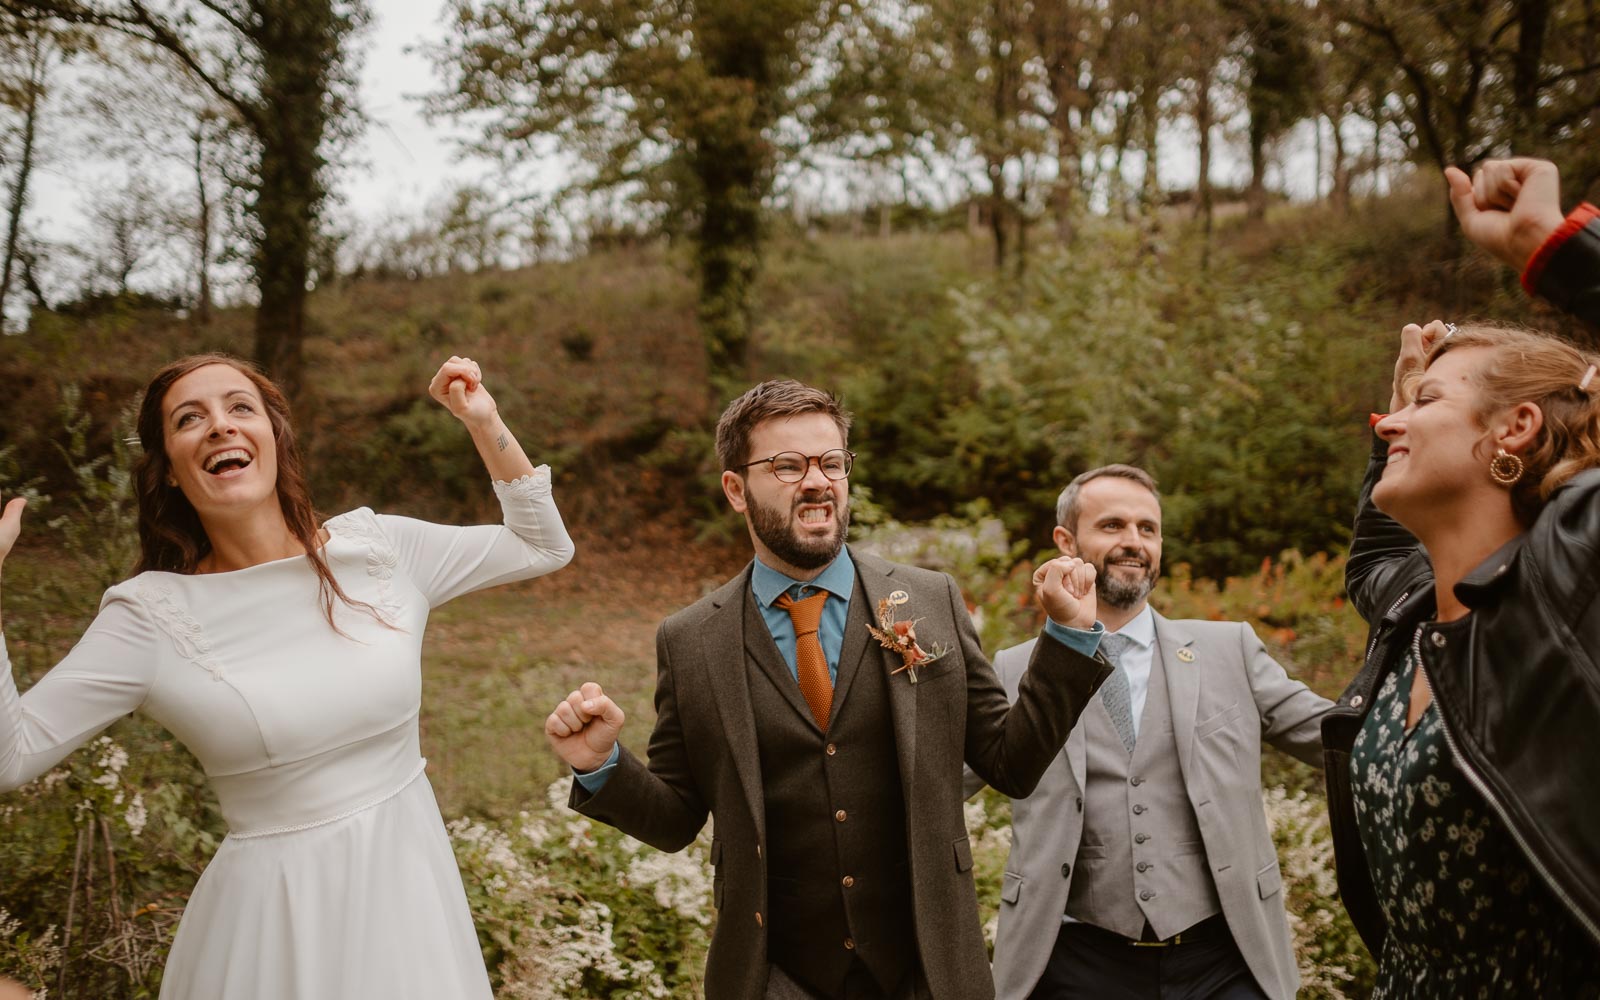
left=775, top=590, right=833, bottom=731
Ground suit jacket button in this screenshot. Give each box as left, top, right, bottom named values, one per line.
left=842, top=875, right=855, bottom=888
left=1061, top=863, right=1071, bottom=878
left=1075, top=797, right=1083, bottom=812
left=844, top=937, right=856, bottom=950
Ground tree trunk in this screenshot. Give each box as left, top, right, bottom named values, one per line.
left=988, top=155, right=1009, bottom=269
left=193, top=124, right=213, bottom=325
left=1330, top=112, right=1350, bottom=212
left=1138, top=90, right=1160, bottom=214
left=0, top=27, right=44, bottom=323
left=1196, top=67, right=1215, bottom=269
left=251, top=0, right=338, bottom=402
left=1246, top=111, right=1268, bottom=221
left=694, top=129, right=763, bottom=397
left=1511, top=0, right=1552, bottom=152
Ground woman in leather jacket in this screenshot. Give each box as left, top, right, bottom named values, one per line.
left=1325, top=313, right=1600, bottom=997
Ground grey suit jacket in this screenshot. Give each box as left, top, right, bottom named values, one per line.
left=571, top=548, right=1110, bottom=1000
left=967, top=612, right=1332, bottom=1000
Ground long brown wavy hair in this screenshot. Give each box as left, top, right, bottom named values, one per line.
left=1422, top=324, right=1600, bottom=525
left=133, top=354, right=383, bottom=630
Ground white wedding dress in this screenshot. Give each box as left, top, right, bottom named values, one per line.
left=0, top=469, right=574, bottom=999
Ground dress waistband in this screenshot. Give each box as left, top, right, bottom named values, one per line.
left=227, top=758, right=428, bottom=840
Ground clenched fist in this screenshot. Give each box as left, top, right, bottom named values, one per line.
left=545, top=681, right=626, bottom=773
left=1032, top=556, right=1098, bottom=630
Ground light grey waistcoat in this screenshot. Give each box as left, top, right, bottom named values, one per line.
left=1065, top=649, right=1222, bottom=940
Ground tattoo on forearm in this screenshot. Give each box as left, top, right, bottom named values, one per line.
left=497, top=433, right=509, bottom=452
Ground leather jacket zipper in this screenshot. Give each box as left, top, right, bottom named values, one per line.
left=1412, top=626, right=1600, bottom=945
left=1362, top=589, right=1414, bottom=667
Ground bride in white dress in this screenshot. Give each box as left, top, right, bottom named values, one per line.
left=0, top=352, right=574, bottom=998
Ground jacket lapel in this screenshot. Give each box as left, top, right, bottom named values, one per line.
left=704, top=566, right=767, bottom=845
left=852, top=551, right=919, bottom=808
left=827, top=567, right=874, bottom=719
left=1154, top=611, right=1200, bottom=782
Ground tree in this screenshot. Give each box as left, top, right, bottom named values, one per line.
left=426, top=0, right=846, bottom=397
left=6, top=0, right=368, bottom=398
left=0, top=10, right=78, bottom=325
left=74, top=40, right=246, bottom=324
left=1225, top=0, right=1315, bottom=221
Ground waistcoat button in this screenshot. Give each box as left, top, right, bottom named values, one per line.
left=1135, top=833, right=1150, bottom=844
left=756, top=911, right=763, bottom=927
left=835, top=810, right=847, bottom=822
left=1132, top=804, right=1147, bottom=815
left=1139, top=890, right=1154, bottom=901
left=842, top=875, right=855, bottom=888
left=844, top=937, right=856, bottom=950
left=1137, top=861, right=1151, bottom=872
left=825, top=743, right=838, bottom=756
left=1130, top=776, right=1145, bottom=786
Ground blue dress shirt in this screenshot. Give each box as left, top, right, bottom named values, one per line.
left=575, top=550, right=858, bottom=791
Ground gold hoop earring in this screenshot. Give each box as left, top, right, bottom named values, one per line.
left=1489, top=448, right=1524, bottom=487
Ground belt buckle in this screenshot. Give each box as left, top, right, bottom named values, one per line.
left=1129, top=931, right=1181, bottom=948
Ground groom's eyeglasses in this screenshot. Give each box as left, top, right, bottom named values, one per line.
left=737, top=449, right=855, bottom=483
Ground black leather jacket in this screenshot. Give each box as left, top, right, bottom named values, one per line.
left=1534, top=212, right=1600, bottom=327
left=1325, top=433, right=1600, bottom=956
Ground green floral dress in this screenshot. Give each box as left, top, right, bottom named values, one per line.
left=1351, top=629, right=1600, bottom=999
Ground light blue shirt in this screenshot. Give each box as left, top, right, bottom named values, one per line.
left=749, top=548, right=856, bottom=685
left=575, top=550, right=858, bottom=792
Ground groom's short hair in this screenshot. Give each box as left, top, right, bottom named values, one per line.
left=716, top=380, right=853, bottom=473
left=1055, top=464, right=1160, bottom=533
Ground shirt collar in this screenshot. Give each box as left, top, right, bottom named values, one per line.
left=751, top=546, right=856, bottom=608
left=1108, top=603, right=1155, bottom=649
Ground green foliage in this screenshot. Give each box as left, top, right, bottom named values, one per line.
left=46, top=384, right=139, bottom=590
left=450, top=779, right=713, bottom=998
left=839, top=220, right=1388, bottom=579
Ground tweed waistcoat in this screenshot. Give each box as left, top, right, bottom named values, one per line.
left=744, top=590, right=915, bottom=996
left=1065, top=648, right=1221, bottom=939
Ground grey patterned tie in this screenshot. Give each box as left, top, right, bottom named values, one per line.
left=1098, top=631, right=1137, bottom=754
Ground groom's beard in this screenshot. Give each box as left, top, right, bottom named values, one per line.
left=748, top=486, right=850, bottom=571
left=1094, top=546, right=1158, bottom=609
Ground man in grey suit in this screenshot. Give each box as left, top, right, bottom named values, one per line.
left=543, top=380, right=1111, bottom=1000
left=968, top=465, right=1332, bottom=1000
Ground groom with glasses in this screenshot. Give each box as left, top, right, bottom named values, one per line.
left=544, top=379, right=1111, bottom=1000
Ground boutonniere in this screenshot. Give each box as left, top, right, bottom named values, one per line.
left=867, top=590, right=951, bottom=684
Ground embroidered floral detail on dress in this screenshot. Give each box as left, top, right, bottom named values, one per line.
left=324, top=509, right=404, bottom=620
left=136, top=581, right=225, bottom=679
left=492, top=465, right=552, bottom=501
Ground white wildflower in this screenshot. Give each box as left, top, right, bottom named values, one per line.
left=124, top=792, right=147, bottom=838
left=545, top=775, right=575, bottom=814
left=624, top=849, right=714, bottom=925
left=963, top=799, right=987, bottom=836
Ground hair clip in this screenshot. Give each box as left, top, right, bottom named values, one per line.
left=1581, top=364, right=1597, bottom=392
left=1443, top=323, right=1458, bottom=338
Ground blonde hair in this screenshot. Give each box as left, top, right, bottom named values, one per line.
left=1424, top=324, right=1600, bottom=523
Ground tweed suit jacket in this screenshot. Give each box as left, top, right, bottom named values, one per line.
left=968, top=612, right=1332, bottom=1000
left=571, top=547, right=1110, bottom=1000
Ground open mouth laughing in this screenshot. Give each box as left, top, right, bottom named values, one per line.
left=203, top=449, right=255, bottom=477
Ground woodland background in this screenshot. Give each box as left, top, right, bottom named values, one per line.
left=0, top=0, right=1598, bottom=995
